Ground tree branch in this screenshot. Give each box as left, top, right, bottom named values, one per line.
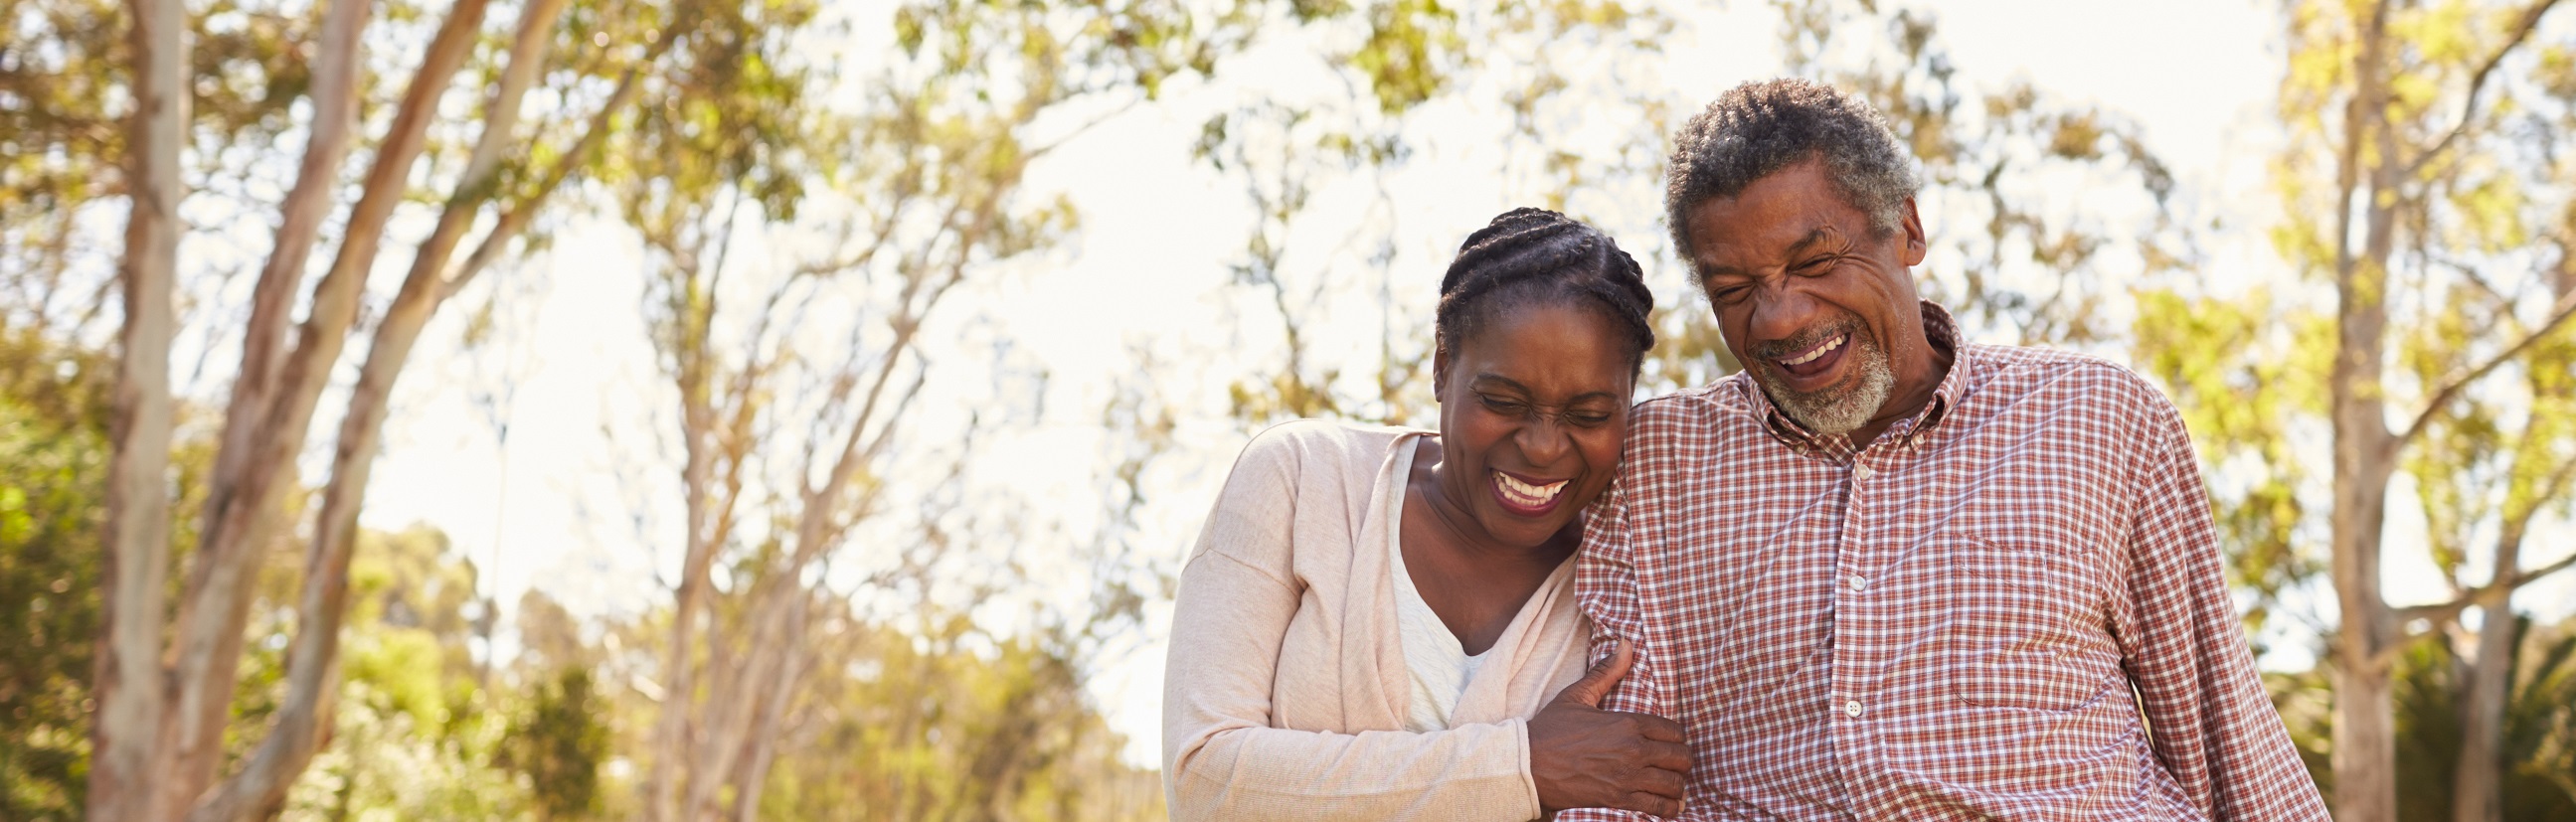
left=2395, top=284, right=2576, bottom=449
left=2392, top=550, right=2576, bottom=633
left=2403, top=0, right=2563, bottom=178
left=156, top=0, right=490, bottom=811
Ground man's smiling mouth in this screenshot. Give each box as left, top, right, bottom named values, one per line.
left=1772, top=329, right=1851, bottom=380
left=1779, top=332, right=1845, bottom=367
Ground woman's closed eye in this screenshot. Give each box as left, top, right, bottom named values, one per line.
left=1479, top=393, right=1615, bottom=427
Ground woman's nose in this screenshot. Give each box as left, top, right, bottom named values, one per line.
left=1517, top=416, right=1572, bottom=465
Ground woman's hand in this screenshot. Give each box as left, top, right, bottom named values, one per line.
left=1528, top=640, right=1692, bottom=818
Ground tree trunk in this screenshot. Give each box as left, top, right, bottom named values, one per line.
left=153, top=0, right=488, bottom=811
left=2452, top=589, right=2515, bottom=822
left=644, top=347, right=720, bottom=822
left=86, top=0, right=186, bottom=814
left=187, top=223, right=456, bottom=822
left=2326, top=3, right=2403, bottom=819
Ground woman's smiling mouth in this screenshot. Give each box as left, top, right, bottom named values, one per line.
left=1492, top=470, right=1570, bottom=515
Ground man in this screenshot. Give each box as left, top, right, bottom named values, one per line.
left=1562, top=80, right=2328, bottom=820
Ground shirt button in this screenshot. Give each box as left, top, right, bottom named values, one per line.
left=1853, top=463, right=1874, bottom=481
left=1848, top=575, right=1868, bottom=591
left=1845, top=700, right=1864, bottom=718
left=1911, top=432, right=1929, bottom=448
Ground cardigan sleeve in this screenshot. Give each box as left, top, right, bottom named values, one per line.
left=1162, top=421, right=1544, bottom=822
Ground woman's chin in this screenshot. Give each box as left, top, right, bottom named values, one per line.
left=1477, top=508, right=1573, bottom=550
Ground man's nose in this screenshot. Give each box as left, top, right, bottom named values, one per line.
left=1747, top=282, right=1824, bottom=346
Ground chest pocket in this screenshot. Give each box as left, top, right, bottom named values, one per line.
left=1941, top=535, right=2121, bottom=712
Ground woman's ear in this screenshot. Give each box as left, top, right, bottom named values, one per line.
left=1431, top=347, right=1451, bottom=397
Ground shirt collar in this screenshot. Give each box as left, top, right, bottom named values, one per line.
left=1739, top=300, right=1970, bottom=458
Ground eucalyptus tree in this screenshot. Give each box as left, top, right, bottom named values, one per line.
left=612, top=1, right=1245, bottom=817
left=2144, top=3, right=2576, bottom=820
left=81, top=0, right=757, bottom=814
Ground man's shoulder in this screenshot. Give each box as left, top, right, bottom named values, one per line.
left=1631, top=373, right=1756, bottom=426
left=1962, top=342, right=2173, bottom=412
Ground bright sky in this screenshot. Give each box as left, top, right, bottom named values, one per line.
left=350, top=0, right=2576, bottom=768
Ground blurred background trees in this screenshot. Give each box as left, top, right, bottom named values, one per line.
left=5, top=0, right=2576, bottom=820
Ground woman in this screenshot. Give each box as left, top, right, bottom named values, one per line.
left=1163, top=209, right=1690, bottom=820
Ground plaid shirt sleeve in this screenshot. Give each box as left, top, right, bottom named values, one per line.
left=1560, top=478, right=1671, bottom=822
left=2114, top=392, right=2329, bottom=821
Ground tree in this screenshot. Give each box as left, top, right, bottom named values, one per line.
left=74, top=0, right=756, bottom=813
left=612, top=1, right=1241, bottom=817
left=2384, top=615, right=2576, bottom=819
left=1197, top=0, right=1679, bottom=425
left=2263, top=2, right=2576, bottom=819
left=505, top=668, right=610, bottom=822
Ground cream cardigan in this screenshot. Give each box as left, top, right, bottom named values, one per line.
left=1161, top=419, right=1591, bottom=821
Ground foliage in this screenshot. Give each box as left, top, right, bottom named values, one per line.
left=0, top=327, right=109, bottom=822
left=271, top=526, right=530, bottom=820
left=1775, top=0, right=2186, bottom=349
left=503, top=668, right=610, bottom=821
left=2281, top=614, right=2576, bottom=820
left=2131, top=289, right=2334, bottom=652
left=1199, top=0, right=1678, bottom=425
left=755, top=612, right=1163, bottom=822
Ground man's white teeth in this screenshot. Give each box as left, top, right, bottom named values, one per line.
left=1782, top=334, right=1845, bottom=366
left=1495, top=472, right=1567, bottom=507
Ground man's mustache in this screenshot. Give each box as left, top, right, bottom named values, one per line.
left=1750, top=319, right=1868, bottom=363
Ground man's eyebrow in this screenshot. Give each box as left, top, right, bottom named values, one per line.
left=1699, top=227, right=1837, bottom=281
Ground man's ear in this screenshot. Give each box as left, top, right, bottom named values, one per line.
left=1898, top=197, right=1928, bottom=267
left=1431, top=347, right=1451, bottom=397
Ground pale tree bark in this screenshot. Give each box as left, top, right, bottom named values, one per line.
left=2454, top=538, right=2525, bottom=822
left=2316, top=3, right=2576, bottom=819
left=185, top=19, right=657, bottom=821
left=647, top=188, right=981, bottom=822
left=85, top=0, right=186, bottom=814
left=730, top=586, right=816, bottom=822
left=643, top=263, right=731, bottom=822
left=2326, top=4, right=2401, bottom=821
left=150, top=0, right=486, bottom=812
left=2449, top=273, right=2576, bottom=822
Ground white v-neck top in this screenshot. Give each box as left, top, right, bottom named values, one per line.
left=1385, top=436, right=1488, bottom=732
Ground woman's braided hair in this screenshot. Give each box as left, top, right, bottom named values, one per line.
left=1437, top=208, right=1657, bottom=373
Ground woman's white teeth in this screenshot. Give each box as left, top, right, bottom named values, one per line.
left=1495, top=472, right=1567, bottom=507
left=1782, top=334, right=1845, bottom=366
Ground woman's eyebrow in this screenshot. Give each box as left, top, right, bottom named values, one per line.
left=1472, top=375, right=1620, bottom=403
left=1469, top=374, right=1531, bottom=394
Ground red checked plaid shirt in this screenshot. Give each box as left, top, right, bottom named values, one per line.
left=1563, top=302, right=2327, bottom=821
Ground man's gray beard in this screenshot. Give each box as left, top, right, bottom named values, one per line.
left=1761, top=332, right=1895, bottom=437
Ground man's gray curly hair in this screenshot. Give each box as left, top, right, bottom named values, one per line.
left=1665, top=79, right=1920, bottom=265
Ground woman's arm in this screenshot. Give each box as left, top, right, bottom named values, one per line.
left=1162, top=425, right=1542, bottom=821
left=1162, top=424, right=1687, bottom=821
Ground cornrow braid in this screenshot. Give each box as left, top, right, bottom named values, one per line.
left=1437, top=208, right=1656, bottom=372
